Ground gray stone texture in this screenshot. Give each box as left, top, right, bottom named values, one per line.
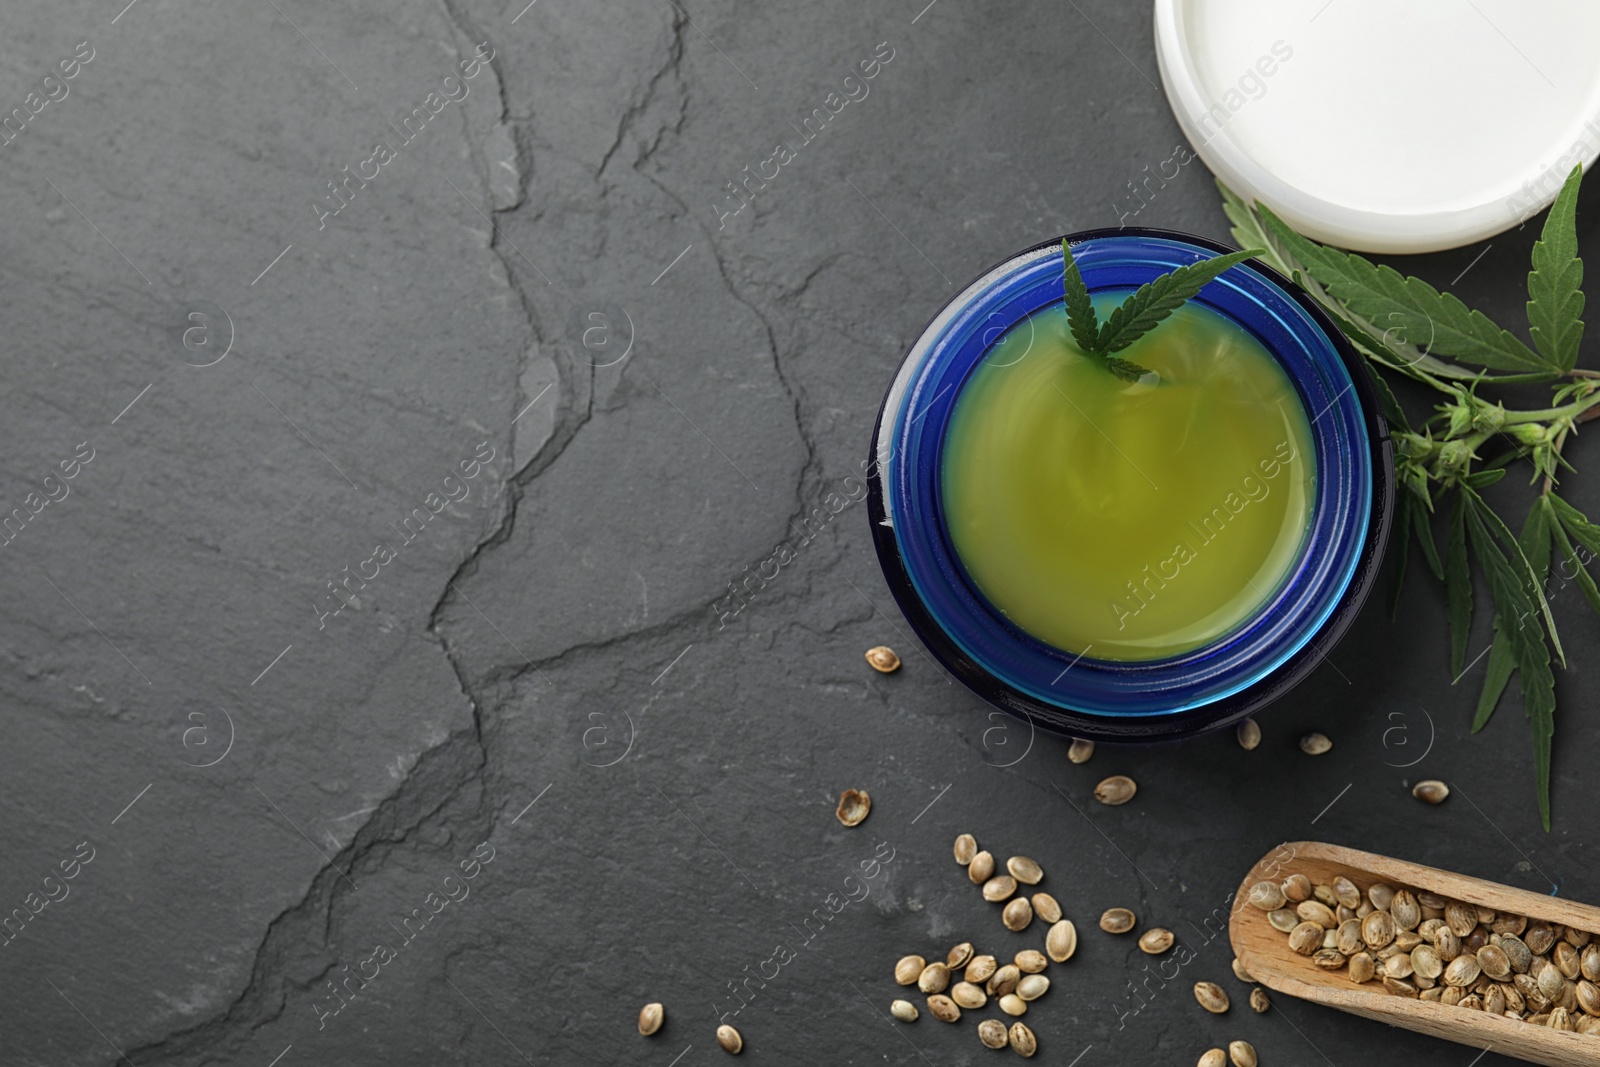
left=1, top=1, right=1595, bottom=1065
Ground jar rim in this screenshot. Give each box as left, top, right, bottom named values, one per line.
left=867, top=228, right=1395, bottom=741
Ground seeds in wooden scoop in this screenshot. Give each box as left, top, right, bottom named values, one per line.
left=1246, top=880, right=1286, bottom=911
left=865, top=646, right=900, bottom=672
left=1031, top=892, right=1062, bottom=924
left=1094, top=775, right=1137, bottom=805
left=978, top=1018, right=1008, bottom=1048
left=639, top=1003, right=664, bottom=1035
left=895, top=955, right=926, bottom=986
left=1068, top=737, right=1095, bottom=763
left=1139, top=928, right=1175, bottom=955
left=1007, top=856, right=1044, bottom=885
left=954, top=833, right=978, bottom=866
left=1236, top=717, right=1261, bottom=750
left=1412, top=780, right=1449, bottom=804
left=891, top=999, right=918, bottom=1022
left=927, top=994, right=961, bottom=1022
left=1194, top=981, right=1230, bottom=1013
left=716, top=1024, right=743, bottom=1053
left=1046, top=920, right=1078, bottom=962
left=1288, top=922, right=1323, bottom=956
left=1299, top=732, right=1332, bottom=755
left=836, top=789, right=870, bottom=826
left=1003, top=897, right=1034, bottom=931
left=1267, top=908, right=1299, bottom=933
left=1282, top=873, right=1312, bottom=903
left=1008, top=1021, right=1037, bottom=1057
left=1100, top=908, right=1136, bottom=934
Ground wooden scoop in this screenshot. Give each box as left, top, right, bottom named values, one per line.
left=1230, top=841, right=1600, bottom=1067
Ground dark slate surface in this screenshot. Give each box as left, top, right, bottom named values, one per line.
left=3, top=1, right=1596, bottom=1065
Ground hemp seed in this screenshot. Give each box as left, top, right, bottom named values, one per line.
left=639, top=1003, right=664, bottom=1036
left=1139, top=928, right=1175, bottom=955
left=1009, top=1021, right=1038, bottom=1057
left=895, top=955, right=926, bottom=986
left=865, top=646, right=900, bottom=672
left=891, top=999, right=919, bottom=1022
left=1031, top=892, right=1062, bottom=924
left=1100, top=907, right=1136, bottom=934
left=1094, top=775, right=1137, bottom=805
left=1007, top=855, right=1044, bottom=885
left=835, top=789, right=871, bottom=827
left=716, top=1024, right=743, bottom=1054
left=978, top=1018, right=1009, bottom=1049
left=1236, top=717, right=1261, bottom=750
left=1003, top=896, right=1034, bottom=931
left=1250, top=988, right=1270, bottom=1013
left=1046, top=919, right=1078, bottom=962
left=1068, top=737, right=1095, bottom=763
left=1194, top=981, right=1230, bottom=1014
left=1412, top=780, right=1449, bottom=804
left=1015, top=950, right=1048, bottom=974
left=954, top=833, right=978, bottom=866
left=1228, top=1040, right=1257, bottom=1067
left=1299, top=732, right=1332, bottom=755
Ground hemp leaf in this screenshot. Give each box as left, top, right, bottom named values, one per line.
left=1059, top=238, right=1263, bottom=381
left=1528, top=164, right=1585, bottom=371
left=1219, top=165, right=1593, bottom=830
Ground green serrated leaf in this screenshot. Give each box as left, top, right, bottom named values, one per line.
left=1218, top=180, right=1299, bottom=280
left=1464, top=500, right=1557, bottom=830
left=1466, top=487, right=1564, bottom=668
left=1411, top=492, right=1444, bottom=580
left=1102, top=357, right=1149, bottom=382
left=1550, top=516, right=1600, bottom=618
left=1256, top=203, right=1550, bottom=372
left=1476, top=497, right=1557, bottom=730
left=1060, top=238, right=1101, bottom=355
left=1473, top=627, right=1516, bottom=732
left=1528, top=164, right=1585, bottom=371
left=1446, top=493, right=1472, bottom=678
left=1462, top=468, right=1507, bottom=489
left=1369, top=368, right=1411, bottom=431
left=1094, top=249, right=1262, bottom=355
left=1549, top=493, right=1600, bottom=556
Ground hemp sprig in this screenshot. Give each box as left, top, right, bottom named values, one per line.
left=1060, top=238, right=1263, bottom=381
left=1220, top=165, right=1597, bottom=830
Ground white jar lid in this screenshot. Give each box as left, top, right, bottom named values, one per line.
left=1154, top=0, right=1600, bottom=253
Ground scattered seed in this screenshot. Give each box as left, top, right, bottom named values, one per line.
left=1003, top=897, right=1034, bottom=932
left=1046, top=920, right=1078, bottom=962
left=954, top=833, right=978, bottom=866
left=865, top=646, right=900, bottom=672
left=1139, top=928, right=1175, bottom=955
left=716, top=1024, right=743, bottom=1054
left=978, top=1018, right=1009, bottom=1049
left=969, top=851, right=996, bottom=884
left=1199, top=1049, right=1227, bottom=1067
left=1016, top=974, right=1049, bottom=1002
left=1015, top=950, right=1048, bottom=974
left=951, top=982, right=987, bottom=1009
left=948, top=942, right=975, bottom=970
left=639, top=1003, right=664, bottom=1036
left=1231, top=957, right=1253, bottom=982
left=927, top=994, right=961, bottom=1023
left=1094, top=775, right=1137, bottom=805
left=1236, top=717, right=1261, bottom=750
left=1411, top=780, right=1449, bottom=804
left=895, top=955, right=926, bottom=986
left=1100, top=908, right=1136, bottom=934
left=1031, top=892, right=1062, bottom=924
left=1228, top=1039, right=1257, bottom=1067
left=918, top=962, right=951, bottom=994
left=1249, top=988, right=1270, bottom=1013
left=1194, top=981, right=1230, bottom=1014
left=966, top=955, right=998, bottom=984
left=999, top=993, right=1027, bottom=1017
left=836, top=789, right=871, bottom=827
left=1007, top=856, right=1044, bottom=885
left=1299, top=732, right=1332, bottom=755
left=1008, top=1021, right=1037, bottom=1057
left=988, top=964, right=1021, bottom=998
left=891, top=999, right=919, bottom=1022
left=1068, top=737, right=1095, bottom=763
left=984, top=875, right=1019, bottom=903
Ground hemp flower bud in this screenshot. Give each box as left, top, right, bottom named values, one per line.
left=1470, top=403, right=1506, bottom=433
left=1508, top=423, right=1548, bottom=447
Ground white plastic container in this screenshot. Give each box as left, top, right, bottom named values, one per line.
left=1154, top=0, right=1600, bottom=253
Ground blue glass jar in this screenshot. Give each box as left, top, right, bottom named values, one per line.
left=867, top=229, right=1394, bottom=741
